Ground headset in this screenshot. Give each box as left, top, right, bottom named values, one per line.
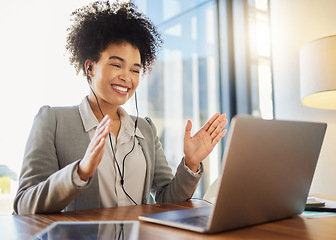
left=87, top=65, right=139, bottom=205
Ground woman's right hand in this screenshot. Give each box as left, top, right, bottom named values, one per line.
left=78, top=115, right=112, bottom=181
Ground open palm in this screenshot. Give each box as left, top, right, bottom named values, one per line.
left=184, top=113, right=228, bottom=172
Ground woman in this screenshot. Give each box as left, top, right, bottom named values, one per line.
left=14, top=1, right=227, bottom=215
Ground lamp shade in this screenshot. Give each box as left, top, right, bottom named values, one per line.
left=300, top=35, right=336, bottom=110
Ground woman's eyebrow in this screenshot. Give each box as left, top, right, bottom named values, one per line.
left=108, top=56, right=141, bottom=68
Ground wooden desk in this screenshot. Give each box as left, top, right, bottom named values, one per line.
left=2, top=196, right=336, bottom=240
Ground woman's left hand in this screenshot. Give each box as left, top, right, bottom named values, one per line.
left=184, top=113, right=228, bottom=172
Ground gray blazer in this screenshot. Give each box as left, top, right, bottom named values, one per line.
left=14, top=105, right=202, bottom=215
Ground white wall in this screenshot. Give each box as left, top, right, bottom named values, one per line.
left=270, top=0, right=336, bottom=195
left=0, top=0, right=100, bottom=175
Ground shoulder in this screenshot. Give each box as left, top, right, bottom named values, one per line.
left=36, top=105, right=80, bottom=119
left=130, top=116, right=158, bottom=138
left=34, top=105, right=82, bottom=130
left=53, top=105, right=81, bottom=120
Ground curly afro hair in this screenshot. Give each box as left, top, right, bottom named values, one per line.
left=66, top=1, right=162, bottom=77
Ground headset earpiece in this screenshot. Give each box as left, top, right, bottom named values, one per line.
left=86, top=66, right=93, bottom=83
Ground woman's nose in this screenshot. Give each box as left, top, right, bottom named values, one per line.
left=119, top=69, right=131, bottom=83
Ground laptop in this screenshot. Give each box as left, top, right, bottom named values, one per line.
left=139, top=115, right=327, bottom=233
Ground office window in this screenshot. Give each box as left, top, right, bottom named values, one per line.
left=130, top=0, right=274, bottom=196
left=248, top=0, right=274, bottom=119
left=131, top=0, right=222, bottom=196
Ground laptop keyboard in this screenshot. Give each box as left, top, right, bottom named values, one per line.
left=174, top=215, right=209, bottom=227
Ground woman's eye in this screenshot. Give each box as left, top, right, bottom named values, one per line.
left=132, top=69, right=140, bottom=74
left=110, top=64, right=121, bottom=68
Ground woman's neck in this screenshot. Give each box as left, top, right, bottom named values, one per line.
left=87, top=95, right=120, bottom=122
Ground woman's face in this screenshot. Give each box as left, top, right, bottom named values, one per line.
left=89, top=41, right=141, bottom=108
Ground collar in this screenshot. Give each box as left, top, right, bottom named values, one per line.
left=79, top=96, right=144, bottom=139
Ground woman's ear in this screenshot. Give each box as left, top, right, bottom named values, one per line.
left=84, top=59, right=94, bottom=75
left=84, top=59, right=95, bottom=84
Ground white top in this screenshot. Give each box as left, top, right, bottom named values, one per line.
left=73, top=97, right=146, bottom=207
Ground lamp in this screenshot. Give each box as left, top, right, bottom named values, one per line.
left=300, top=35, right=336, bottom=110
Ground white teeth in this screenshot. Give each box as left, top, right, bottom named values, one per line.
left=112, top=85, right=128, bottom=92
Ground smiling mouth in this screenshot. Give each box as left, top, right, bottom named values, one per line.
left=111, top=84, right=129, bottom=94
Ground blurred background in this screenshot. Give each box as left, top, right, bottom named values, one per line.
left=1, top=0, right=335, bottom=214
